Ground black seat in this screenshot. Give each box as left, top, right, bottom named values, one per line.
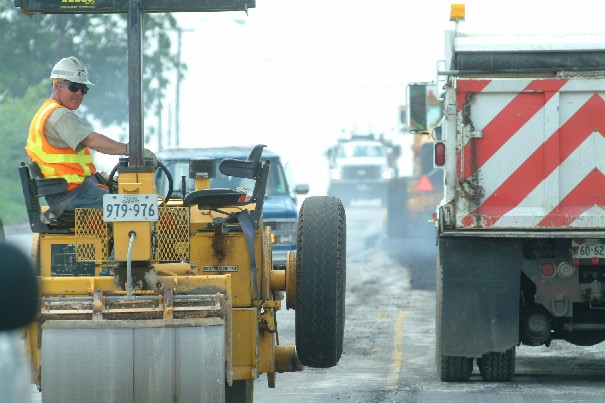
left=27, top=162, right=67, bottom=197
left=19, top=161, right=75, bottom=233
left=219, top=144, right=264, bottom=179
left=183, top=188, right=245, bottom=210
left=182, top=144, right=270, bottom=229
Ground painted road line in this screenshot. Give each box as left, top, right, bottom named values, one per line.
left=387, top=309, right=405, bottom=389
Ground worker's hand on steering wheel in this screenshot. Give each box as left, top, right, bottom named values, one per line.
left=144, top=148, right=158, bottom=168
left=124, top=143, right=158, bottom=168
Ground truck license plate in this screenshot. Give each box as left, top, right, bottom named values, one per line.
left=103, top=194, right=158, bottom=222
left=571, top=239, right=605, bottom=259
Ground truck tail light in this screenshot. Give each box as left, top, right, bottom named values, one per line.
left=540, top=263, right=556, bottom=278
left=435, top=142, right=445, bottom=166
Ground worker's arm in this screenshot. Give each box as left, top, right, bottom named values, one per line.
left=81, top=132, right=127, bottom=155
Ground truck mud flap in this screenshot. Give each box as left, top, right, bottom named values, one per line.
left=41, top=318, right=224, bottom=403
left=439, top=236, right=521, bottom=357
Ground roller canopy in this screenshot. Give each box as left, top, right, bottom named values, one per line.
left=14, top=0, right=255, bottom=14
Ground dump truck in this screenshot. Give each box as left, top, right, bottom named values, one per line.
left=386, top=82, right=444, bottom=238
left=434, top=4, right=605, bottom=382
left=15, top=1, right=346, bottom=402
left=326, top=133, right=400, bottom=207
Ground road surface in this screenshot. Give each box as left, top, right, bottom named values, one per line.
left=255, top=202, right=605, bottom=403
left=5, top=204, right=605, bottom=402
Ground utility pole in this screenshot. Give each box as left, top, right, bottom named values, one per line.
left=175, top=28, right=182, bottom=147
left=157, top=97, right=163, bottom=151
left=175, top=27, right=193, bottom=147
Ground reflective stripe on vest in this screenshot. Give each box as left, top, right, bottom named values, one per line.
left=26, top=99, right=96, bottom=191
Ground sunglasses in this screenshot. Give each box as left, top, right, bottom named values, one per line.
left=62, top=81, right=89, bottom=95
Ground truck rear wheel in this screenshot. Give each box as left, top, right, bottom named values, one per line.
left=477, top=347, right=515, bottom=382
left=436, top=255, right=474, bottom=382
left=440, top=355, right=473, bottom=382
left=295, top=196, right=346, bottom=368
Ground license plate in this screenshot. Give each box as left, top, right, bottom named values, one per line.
left=103, top=194, right=158, bottom=222
left=571, top=239, right=605, bottom=259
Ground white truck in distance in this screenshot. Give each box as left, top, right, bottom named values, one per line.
left=326, top=134, right=400, bottom=207
left=433, top=6, right=605, bottom=382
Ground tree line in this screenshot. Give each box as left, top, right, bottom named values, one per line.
left=0, top=0, right=185, bottom=225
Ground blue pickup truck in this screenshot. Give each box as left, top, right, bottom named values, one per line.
left=155, top=146, right=309, bottom=268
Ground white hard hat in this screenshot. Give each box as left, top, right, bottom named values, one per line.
left=49, top=56, right=93, bottom=85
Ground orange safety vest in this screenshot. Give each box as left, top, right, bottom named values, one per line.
left=25, top=99, right=96, bottom=191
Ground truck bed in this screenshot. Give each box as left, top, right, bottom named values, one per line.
left=449, top=77, right=605, bottom=230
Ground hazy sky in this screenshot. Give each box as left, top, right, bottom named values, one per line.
left=156, top=0, right=605, bottom=193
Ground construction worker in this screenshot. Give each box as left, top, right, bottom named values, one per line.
left=25, top=56, right=157, bottom=220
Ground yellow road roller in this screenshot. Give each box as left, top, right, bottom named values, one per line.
left=15, top=1, right=346, bottom=402
left=20, top=143, right=346, bottom=402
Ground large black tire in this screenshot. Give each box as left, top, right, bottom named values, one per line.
left=440, top=355, right=473, bottom=382
left=295, top=196, right=346, bottom=368
left=436, top=254, right=473, bottom=382
left=478, top=347, right=515, bottom=382
left=225, top=380, right=253, bottom=403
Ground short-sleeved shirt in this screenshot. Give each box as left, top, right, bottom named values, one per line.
left=44, top=108, right=94, bottom=152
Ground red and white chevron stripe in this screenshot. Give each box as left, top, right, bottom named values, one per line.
left=455, top=78, right=605, bottom=229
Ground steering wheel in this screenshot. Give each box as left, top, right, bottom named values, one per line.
left=107, top=160, right=173, bottom=208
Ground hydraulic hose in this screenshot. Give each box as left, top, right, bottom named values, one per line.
left=127, top=231, right=136, bottom=300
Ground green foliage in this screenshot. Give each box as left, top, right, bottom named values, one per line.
left=0, top=83, right=46, bottom=225
left=0, top=1, right=186, bottom=225
left=0, top=0, right=185, bottom=127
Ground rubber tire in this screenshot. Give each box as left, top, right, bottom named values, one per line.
left=478, top=347, right=515, bottom=382
left=440, top=355, right=473, bottom=382
left=436, top=255, right=473, bottom=382
left=295, top=196, right=346, bottom=368
left=225, top=380, right=253, bottom=403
